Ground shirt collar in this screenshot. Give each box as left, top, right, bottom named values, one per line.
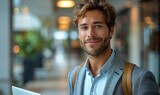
left=85, top=58, right=91, bottom=74
left=100, top=50, right=115, bottom=74
left=85, top=50, right=115, bottom=75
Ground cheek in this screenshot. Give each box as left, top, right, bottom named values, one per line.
left=98, top=31, right=108, bottom=38
left=78, top=31, right=86, bottom=38
left=100, top=33, right=110, bottom=42
left=78, top=31, right=83, bottom=40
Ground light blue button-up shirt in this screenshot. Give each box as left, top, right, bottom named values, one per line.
left=83, top=51, right=115, bottom=95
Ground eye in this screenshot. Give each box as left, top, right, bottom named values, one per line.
left=95, top=24, right=103, bottom=29
left=80, top=26, right=88, bottom=31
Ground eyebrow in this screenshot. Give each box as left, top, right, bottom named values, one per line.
left=79, top=23, right=87, bottom=27
left=79, top=21, right=104, bottom=27
left=93, top=21, right=104, bottom=25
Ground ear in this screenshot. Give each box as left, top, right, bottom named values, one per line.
left=109, top=26, right=114, bottom=38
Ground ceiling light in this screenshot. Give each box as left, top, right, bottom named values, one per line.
left=22, top=6, right=29, bottom=14
left=57, top=0, right=75, bottom=8
left=57, top=16, right=71, bottom=30
left=58, top=16, right=71, bottom=24
left=14, top=7, right=19, bottom=14
left=58, top=24, right=69, bottom=31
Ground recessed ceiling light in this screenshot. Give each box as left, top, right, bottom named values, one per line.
left=57, top=0, right=75, bottom=8
left=58, top=16, right=71, bottom=24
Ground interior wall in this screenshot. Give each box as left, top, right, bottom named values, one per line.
left=129, top=3, right=141, bottom=66
left=0, top=0, right=12, bottom=95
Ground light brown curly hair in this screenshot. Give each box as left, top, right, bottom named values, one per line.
left=73, top=0, right=116, bottom=29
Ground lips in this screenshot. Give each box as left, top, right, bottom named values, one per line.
left=85, top=39, right=100, bottom=45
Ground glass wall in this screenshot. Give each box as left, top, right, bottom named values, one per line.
left=140, top=0, right=160, bottom=85
left=11, top=0, right=84, bottom=95
left=114, top=8, right=130, bottom=60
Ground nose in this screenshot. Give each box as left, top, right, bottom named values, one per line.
left=87, top=27, right=96, bottom=37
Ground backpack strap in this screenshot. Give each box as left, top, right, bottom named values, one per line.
left=122, top=62, right=135, bottom=95
left=72, top=62, right=136, bottom=95
left=72, top=63, right=85, bottom=90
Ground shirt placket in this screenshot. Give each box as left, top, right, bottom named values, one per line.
left=89, top=74, right=100, bottom=95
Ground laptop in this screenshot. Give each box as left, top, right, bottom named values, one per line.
left=12, top=86, right=41, bottom=95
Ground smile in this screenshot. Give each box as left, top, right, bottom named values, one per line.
left=85, top=40, right=100, bottom=46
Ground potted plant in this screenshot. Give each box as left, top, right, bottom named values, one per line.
left=13, top=30, right=52, bottom=83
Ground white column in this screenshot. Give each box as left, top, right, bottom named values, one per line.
left=129, top=4, right=141, bottom=66
left=0, top=0, right=12, bottom=95
left=148, top=52, right=159, bottom=84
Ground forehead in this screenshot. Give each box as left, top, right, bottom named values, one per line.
left=78, top=10, right=106, bottom=25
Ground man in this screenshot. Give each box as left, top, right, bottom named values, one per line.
left=68, top=0, right=159, bottom=95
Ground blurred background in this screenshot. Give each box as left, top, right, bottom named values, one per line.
left=0, top=0, right=159, bottom=95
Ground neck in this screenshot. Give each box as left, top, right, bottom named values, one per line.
left=88, top=48, right=112, bottom=77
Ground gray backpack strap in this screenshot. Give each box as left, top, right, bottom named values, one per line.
left=72, top=63, right=85, bottom=90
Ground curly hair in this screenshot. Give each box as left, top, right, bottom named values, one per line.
left=73, top=0, right=116, bottom=28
